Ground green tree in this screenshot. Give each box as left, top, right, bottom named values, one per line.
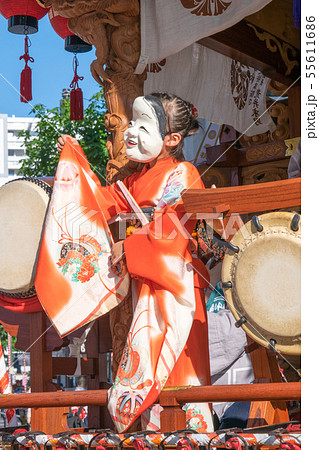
left=18, top=89, right=109, bottom=185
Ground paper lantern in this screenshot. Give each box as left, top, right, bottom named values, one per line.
left=48, top=8, right=92, bottom=53
left=0, top=0, right=48, bottom=34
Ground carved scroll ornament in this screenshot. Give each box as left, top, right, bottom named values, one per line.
left=239, top=97, right=290, bottom=148
left=247, top=23, right=299, bottom=77
left=241, top=160, right=289, bottom=185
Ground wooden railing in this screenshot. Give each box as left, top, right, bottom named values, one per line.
left=182, top=178, right=301, bottom=217
left=0, top=382, right=301, bottom=433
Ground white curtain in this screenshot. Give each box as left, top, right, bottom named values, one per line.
left=144, top=44, right=275, bottom=136
left=135, top=0, right=272, bottom=74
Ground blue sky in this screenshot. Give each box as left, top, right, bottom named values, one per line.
left=0, top=13, right=101, bottom=117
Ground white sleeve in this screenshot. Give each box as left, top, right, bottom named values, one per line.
left=156, top=163, right=187, bottom=210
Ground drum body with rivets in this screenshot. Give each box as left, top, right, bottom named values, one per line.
left=0, top=178, right=51, bottom=298
left=221, top=211, right=301, bottom=355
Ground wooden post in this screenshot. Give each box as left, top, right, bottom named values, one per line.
left=85, top=320, right=101, bottom=429
left=29, top=311, right=68, bottom=433
left=103, top=73, right=144, bottom=183
left=29, top=312, right=52, bottom=393
left=159, top=389, right=186, bottom=432
left=246, top=339, right=290, bottom=427
left=98, top=315, right=114, bottom=429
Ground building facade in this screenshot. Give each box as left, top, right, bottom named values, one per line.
left=0, top=114, right=38, bottom=187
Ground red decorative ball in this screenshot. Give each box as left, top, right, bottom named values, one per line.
left=0, top=0, right=47, bottom=20
left=48, top=7, right=74, bottom=40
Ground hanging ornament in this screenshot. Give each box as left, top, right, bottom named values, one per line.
left=23, top=352, right=27, bottom=393
left=0, top=0, right=48, bottom=103
left=19, top=35, right=34, bottom=102
left=7, top=334, right=12, bottom=391
left=70, top=55, right=84, bottom=121
left=48, top=8, right=92, bottom=53
left=48, top=8, right=91, bottom=121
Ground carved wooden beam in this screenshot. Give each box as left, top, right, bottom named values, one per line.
left=198, top=20, right=300, bottom=85
left=103, top=68, right=145, bottom=184
left=206, top=139, right=289, bottom=167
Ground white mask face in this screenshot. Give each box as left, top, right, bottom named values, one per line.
left=124, top=96, right=164, bottom=163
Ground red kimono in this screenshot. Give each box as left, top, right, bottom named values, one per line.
left=101, top=157, right=213, bottom=432
left=35, top=139, right=213, bottom=432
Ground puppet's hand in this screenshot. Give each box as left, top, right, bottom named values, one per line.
left=111, top=240, right=125, bottom=266
left=57, top=134, right=79, bottom=153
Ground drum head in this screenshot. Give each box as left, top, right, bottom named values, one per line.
left=0, top=178, right=51, bottom=297
left=222, top=211, right=301, bottom=355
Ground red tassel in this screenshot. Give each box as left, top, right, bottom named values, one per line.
left=70, top=87, right=83, bottom=121
left=69, top=55, right=84, bottom=121
left=19, top=36, right=34, bottom=104
left=20, top=66, right=32, bottom=103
